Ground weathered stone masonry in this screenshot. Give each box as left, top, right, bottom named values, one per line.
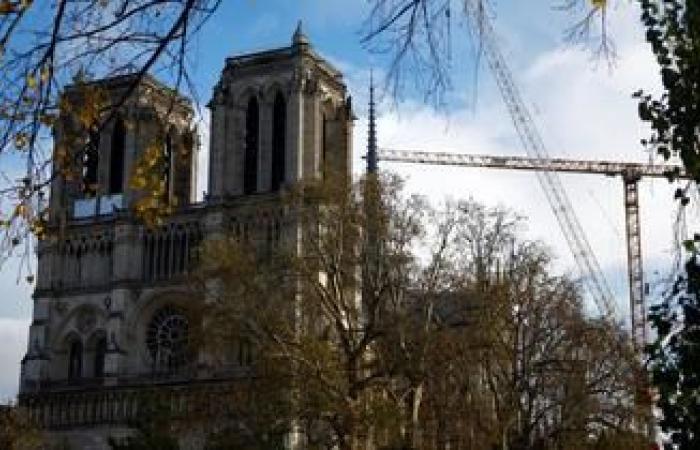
left=19, top=24, right=353, bottom=449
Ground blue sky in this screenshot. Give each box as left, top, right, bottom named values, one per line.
left=0, top=1, right=687, bottom=399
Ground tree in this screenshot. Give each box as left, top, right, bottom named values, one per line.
left=636, top=1, right=700, bottom=448
left=0, top=404, right=44, bottom=450
left=192, top=176, right=647, bottom=450
left=386, top=200, right=648, bottom=450
left=107, top=398, right=182, bottom=450
left=194, top=174, right=427, bottom=450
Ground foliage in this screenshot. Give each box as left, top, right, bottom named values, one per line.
left=0, top=405, right=44, bottom=450
left=647, top=256, right=700, bottom=449
left=193, top=175, right=648, bottom=450
left=108, top=400, right=180, bottom=450
left=195, top=174, right=425, bottom=450
left=637, top=1, right=700, bottom=448
left=635, top=0, right=699, bottom=182
left=129, top=135, right=186, bottom=228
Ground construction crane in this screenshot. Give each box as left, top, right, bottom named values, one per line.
left=375, top=148, right=688, bottom=350
left=426, top=0, right=620, bottom=322
left=368, top=0, right=684, bottom=350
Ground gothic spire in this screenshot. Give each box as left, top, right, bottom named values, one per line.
left=367, top=71, right=378, bottom=175
left=292, top=20, right=310, bottom=46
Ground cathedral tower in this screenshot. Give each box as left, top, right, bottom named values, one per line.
left=48, top=74, right=197, bottom=222
left=207, top=21, right=352, bottom=199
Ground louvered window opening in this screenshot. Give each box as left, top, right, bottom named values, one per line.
left=142, top=222, right=202, bottom=282
left=58, top=233, right=114, bottom=290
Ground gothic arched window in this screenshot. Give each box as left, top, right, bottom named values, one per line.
left=271, top=92, right=286, bottom=191
left=82, top=125, right=100, bottom=196
left=94, top=336, right=107, bottom=378
left=109, top=117, right=126, bottom=194
left=244, top=97, right=259, bottom=195
left=146, top=306, right=189, bottom=373
left=68, top=340, right=83, bottom=380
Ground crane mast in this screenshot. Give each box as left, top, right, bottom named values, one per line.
left=461, top=0, right=617, bottom=321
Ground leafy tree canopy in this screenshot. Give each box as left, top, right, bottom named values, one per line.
left=635, top=0, right=699, bottom=448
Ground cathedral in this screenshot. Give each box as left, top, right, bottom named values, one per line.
left=18, top=24, right=354, bottom=449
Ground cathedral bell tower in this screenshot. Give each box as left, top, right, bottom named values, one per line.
left=207, top=21, right=353, bottom=199
left=48, top=74, right=196, bottom=222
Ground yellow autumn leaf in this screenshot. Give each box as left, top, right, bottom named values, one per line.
left=14, top=132, right=28, bottom=149
left=15, top=203, right=28, bottom=218
left=26, top=73, right=36, bottom=89
left=590, top=0, right=606, bottom=9
left=39, top=113, right=56, bottom=126
left=40, top=65, right=50, bottom=83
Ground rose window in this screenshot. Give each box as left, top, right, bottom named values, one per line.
left=146, top=306, right=189, bottom=372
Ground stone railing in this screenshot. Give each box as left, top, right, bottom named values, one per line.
left=19, top=377, right=245, bottom=430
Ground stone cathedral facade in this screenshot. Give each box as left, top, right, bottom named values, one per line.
left=18, top=25, right=353, bottom=449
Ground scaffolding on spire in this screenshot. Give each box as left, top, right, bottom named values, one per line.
left=367, top=71, right=378, bottom=175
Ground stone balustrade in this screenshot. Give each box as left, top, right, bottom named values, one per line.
left=20, top=377, right=243, bottom=430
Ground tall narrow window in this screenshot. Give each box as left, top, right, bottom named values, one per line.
left=163, top=132, right=173, bottom=203
left=271, top=92, right=286, bottom=191
left=94, top=337, right=107, bottom=378
left=82, top=126, right=100, bottom=196
left=244, top=97, right=259, bottom=195
left=68, top=340, right=83, bottom=380
left=109, top=118, right=126, bottom=194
